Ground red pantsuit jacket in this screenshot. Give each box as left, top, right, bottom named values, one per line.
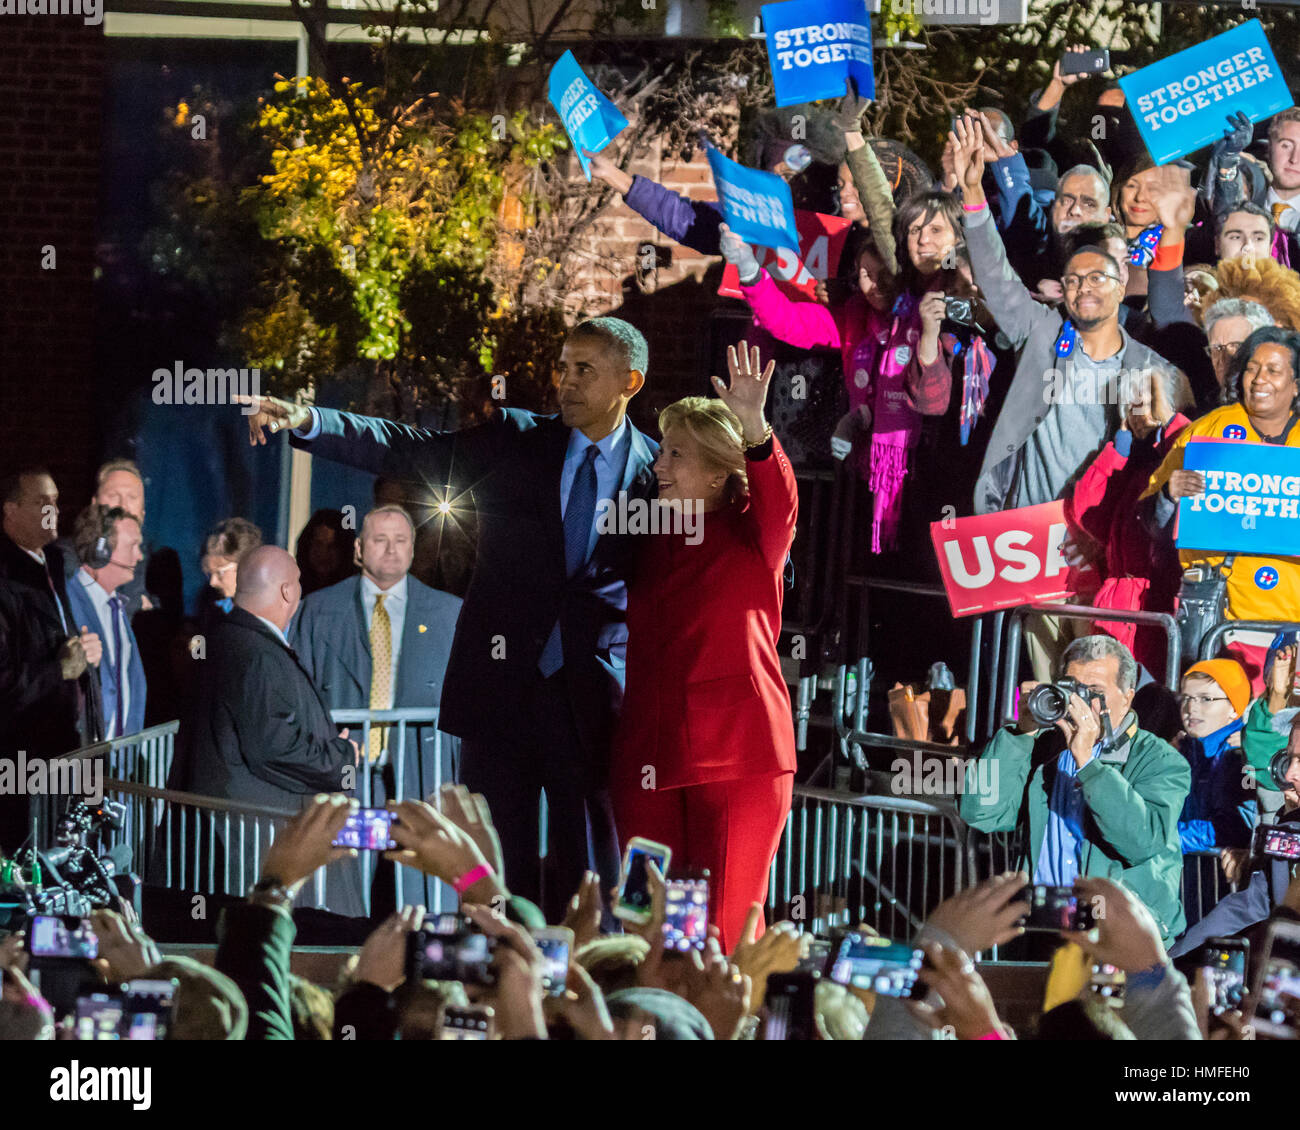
left=613, top=436, right=800, bottom=791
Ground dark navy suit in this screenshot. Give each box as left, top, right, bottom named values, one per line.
left=65, top=572, right=147, bottom=739
left=291, top=407, right=659, bottom=917
left=291, top=572, right=462, bottom=911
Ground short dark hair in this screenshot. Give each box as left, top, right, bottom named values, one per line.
left=1065, top=244, right=1123, bottom=280
left=204, top=517, right=263, bottom=563
left=1214, top=200, right=1275, bottom=233
left=1063, top=222, right=1127, bottom=262
left=72, top=504, right=137, bottom=566
left=1223, top=325, right=1300, bottom=412
left=0, top=467, right=53, bottom=507
left=569, top=317, right=649, bottom=377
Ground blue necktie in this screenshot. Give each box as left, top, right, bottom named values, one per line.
left=539, top=444, right=599, bottom=676
left=108, top=593, right=126, bottom=737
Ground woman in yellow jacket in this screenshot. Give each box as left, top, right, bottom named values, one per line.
left=1143, top=326, right=1300, bottom=686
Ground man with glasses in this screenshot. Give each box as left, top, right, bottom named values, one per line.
left=952, top=116, right=1176, bottom=677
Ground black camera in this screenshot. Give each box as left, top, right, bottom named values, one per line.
left=408, top=913, right=497, bottom=986
left=943, top=297, right=975, bottom=326
left=1024, top=677, right=1105, bottom=728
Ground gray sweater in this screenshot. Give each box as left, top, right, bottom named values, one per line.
left=964, top=204, right=1172, bottom=514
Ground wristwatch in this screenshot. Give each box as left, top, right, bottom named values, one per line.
left=249, top=875, right=294, bottom=907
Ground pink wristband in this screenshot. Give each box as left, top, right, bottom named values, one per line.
left=963, top=201, right=987, bottom=213
left=975, top=1029, right=1007, bottom=1040
left=452, top=862, right=494, bottom=894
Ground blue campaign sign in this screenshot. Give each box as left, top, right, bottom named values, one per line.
left=706, top=146, right=801, bottom=253
left=762, top=0, right=874, bottom=108
left=1119, top=19, right=1293, bottom=165
left=547, top=50, right=629, bottom=181
left=1177, top=438, right=1300, bottom=557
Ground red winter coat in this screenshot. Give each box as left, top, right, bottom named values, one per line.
left=1063, top=415, right=1189, bottom=674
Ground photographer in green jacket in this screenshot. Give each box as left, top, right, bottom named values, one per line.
left=960, top=635, right=1191, bottom=942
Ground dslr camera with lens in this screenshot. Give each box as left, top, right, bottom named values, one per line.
left=1024, top=677, right=1106, bottom=728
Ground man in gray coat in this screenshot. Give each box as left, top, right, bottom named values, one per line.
left=291, top=504, right=462, bottom=914
left=951, top=117, right=1176, bottom=678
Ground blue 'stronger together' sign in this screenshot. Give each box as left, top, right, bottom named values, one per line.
left=1177, top=438, right=1300, bottom=557
left=705, top=145, right=801, bottom=254
left=1119, top=19, right=1293, bottom=165
left=762, top=0, right=875, bottom=108
left=547, top=49, right=629, bottom=181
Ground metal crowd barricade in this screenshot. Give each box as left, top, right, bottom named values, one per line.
left=328, top=708, right=450, bottom=917
left=998, top=602, right=1182, bottom=726
left=1198, top=619, right=1300, bottom=660
left=1182, top=851, right=1236, bottom=932
left=831, top=577, right=992, bottom=774
left=767, top=785, right=969, bottom=939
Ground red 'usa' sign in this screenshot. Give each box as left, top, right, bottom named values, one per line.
left=717, top=209, right=852, bottom=301
left=930, top=502, right=1074, bottom=618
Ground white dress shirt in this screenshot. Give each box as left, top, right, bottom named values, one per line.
left=361, top=573, right=408, bottom=679
left=77, top=568, right=131, bottom=739
left=1267, top=186, right=1300, bottom=233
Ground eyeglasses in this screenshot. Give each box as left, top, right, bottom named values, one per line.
left=1203, top=342, right=1244, bottom=361
left=1062, top=271, right=1121, bottom=293
left=1177, top=694, right=1230, bottom=708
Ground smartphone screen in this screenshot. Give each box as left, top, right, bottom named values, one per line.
left=663, top=878, right=708, bottom=952
left=532, top=930, right=571, bottom=997
left=123, top=979, right=177, bottom=1041
left=27, top=915, right=98, bottom=960
left=413, top=917, right=496, bottom=985
left=1201, top=940, right=1247, bottom=1016
left=1023, top=886, right=1093, bottom=932
left=1088, top=962, right=1125, bottom=1007
left=826, top=934, right=924, bottom=998
left=1253, top=925, right=1300, bottom=1039
left=763, top=973, right=818, bottom=1040
left=440, top=1006, right=492, bottom=1040
left=74, top=994, right=125, bottom=1040
left=1260, top=828, right=1300, bottom=862
left=332, top=808, right=398, bottom=851
left=617, top=843, right=669, bottom=918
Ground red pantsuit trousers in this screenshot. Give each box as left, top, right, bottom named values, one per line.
left=612, top=770, right=794, bottom=951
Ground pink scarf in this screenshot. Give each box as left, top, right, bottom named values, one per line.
left=848, top=294, right=924, bottom=553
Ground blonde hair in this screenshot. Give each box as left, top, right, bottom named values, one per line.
left=657, top=396, right=748, bottom=503
left=1200, top=256, right=1300, bottom=332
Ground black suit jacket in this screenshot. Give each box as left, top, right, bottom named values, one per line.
left=169, top=606, right=354, bottom=808
left=0, top=533, right=84, bottom=755
left=292, top=407, right=659, bottom=761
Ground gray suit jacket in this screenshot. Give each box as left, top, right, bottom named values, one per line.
left=963, top=205, right=1172, bottom=515
left=290, top=573, right=462, bottom=915
left=290, top=573, right=462, bottom=717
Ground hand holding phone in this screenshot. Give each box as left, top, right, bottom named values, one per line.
left=1199, top=938, right=1248, bottom=1017
left=532, top=926, right=574, bottom=996
left=1060, top=47, right=1109, bottom=78
left=1249, top=920, right=1300, bottom=1039
left=333, top=807, right=398, bottom=851
left=613, top=837, right=672, bottom=925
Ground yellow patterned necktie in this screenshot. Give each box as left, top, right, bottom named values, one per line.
left=1273, top=201, right=1290, bottom=228
left=368, top=593, right=392, bottom=761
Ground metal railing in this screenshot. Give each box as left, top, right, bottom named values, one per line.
left=999, top=603, right=1182, bottom=726
left=1199, top=619, right=1300, bottom=661
left=767, top=786, right=970, bottom=939
left=1182, top=851, right=1236, bottom=932
left=31, top=712, right=452, bottom=917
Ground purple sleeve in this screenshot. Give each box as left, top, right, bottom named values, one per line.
left=623, top=175, right=724, bottom=255
left=740, top=271, right=845, bottom=351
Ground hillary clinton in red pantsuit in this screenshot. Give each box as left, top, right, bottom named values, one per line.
left=611, top=343, right=798, bottom=950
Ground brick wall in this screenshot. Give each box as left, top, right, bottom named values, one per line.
left=0, top=15, right=105, bottom=520
left=561, top=136, right=743, bottom=425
